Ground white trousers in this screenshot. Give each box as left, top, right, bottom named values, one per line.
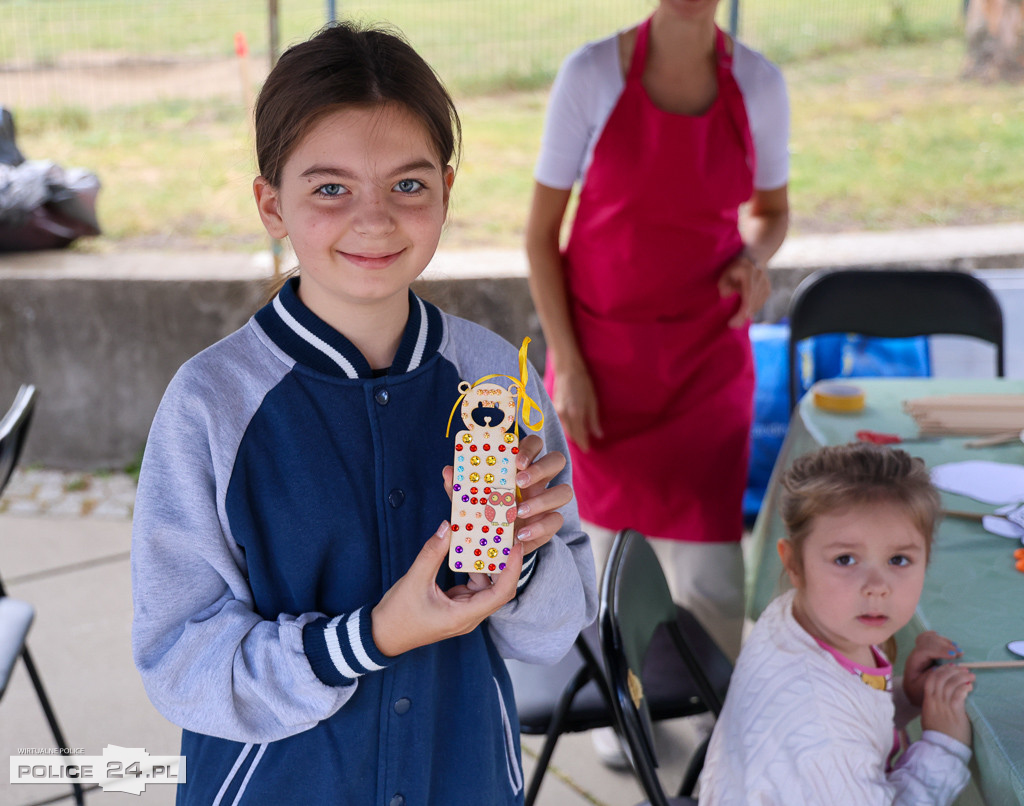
left=585, top=522, right=745, bottom=662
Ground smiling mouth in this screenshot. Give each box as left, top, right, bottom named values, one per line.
left=341, top=250, right=403, bottom=269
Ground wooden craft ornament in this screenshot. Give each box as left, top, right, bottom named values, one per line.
left=446, top=338, right=544, bottom=574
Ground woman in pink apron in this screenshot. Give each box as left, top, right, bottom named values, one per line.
left=526, top=0, right=789, bottom=664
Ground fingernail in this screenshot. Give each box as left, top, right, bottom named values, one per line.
left=517, top=503, right=531, bottom=518
left=516, top=472, right=530, bottom=486
left=518, top=528, right=532, bottom=541
left=948, top=649, right=957, bottom=656
left=438, top=521, right=450, bottom=539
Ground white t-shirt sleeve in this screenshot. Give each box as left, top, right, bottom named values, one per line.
left=534, top=32, right=790, bottom=193
left=733, top=40, right=790, bottom=190
left=533, top=33, right=623, bottom=190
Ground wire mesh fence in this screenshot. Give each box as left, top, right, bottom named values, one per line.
left=0, top=1, right=965, bottom=111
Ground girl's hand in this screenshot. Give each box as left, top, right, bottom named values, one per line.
left=443, top=434, right=571, bottom=589
left=512, top=433, right=573, bottom=555
left=552, top=363, right=602, bottom=451
left=371, top=522, right=524, bottom=657
left=920, top=663, right=975, bottom=747
left=903, top=631, right=962, bottom=707
left=718, top=252, right=771, bottom=328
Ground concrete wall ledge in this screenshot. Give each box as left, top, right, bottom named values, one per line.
left=3, top=221, right=1024, bottom=468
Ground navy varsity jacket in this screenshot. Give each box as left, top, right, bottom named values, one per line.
left=131, top=280, right=597, bottom=805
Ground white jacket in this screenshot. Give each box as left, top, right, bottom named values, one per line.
left=700, top=590, right=971, bottom=805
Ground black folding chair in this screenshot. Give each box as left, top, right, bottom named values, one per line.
left=599, top=529, right=732, bottom=806
left=507, top=623, right=614, bottom=806
left=0, top=385, right=86, bottom=806
left=787, top=268, right=1005, bottom=411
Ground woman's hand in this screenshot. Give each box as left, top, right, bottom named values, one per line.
left=552, top=363, right=602, bottom=451
left=903, top=630, right=962, bottom=707
left=718, top=251, right=771, bottom=328
left=920, top=663, right=975, bottom=747
left=371, top=522, right=524, bottom=657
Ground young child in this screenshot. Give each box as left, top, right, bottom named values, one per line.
left=700, top=443, right=974, bottom=805
left=131, top=22, right=597, bottom=805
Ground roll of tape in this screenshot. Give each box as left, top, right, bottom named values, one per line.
left=812, top=381, right=866, bottom=413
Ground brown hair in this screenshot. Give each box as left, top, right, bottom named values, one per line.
left=780, top=442, right=941, bottom=577
left=253, top=21, right=462, bottom=297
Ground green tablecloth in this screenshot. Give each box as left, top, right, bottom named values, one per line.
left=746, top=378, right=1024, bottom=806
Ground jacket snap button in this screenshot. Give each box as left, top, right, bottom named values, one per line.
left=374, top=387, right=390, bottom=405
left=388, top=489, right=405, bottom=508
left=394, top=697, right=411, bottom=715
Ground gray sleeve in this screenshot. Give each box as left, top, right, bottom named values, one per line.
left=442, top=316, right=599, bottom=664
left=486, top=366, right=598, bottom=664
left=130, top=333, right=353, bottom=743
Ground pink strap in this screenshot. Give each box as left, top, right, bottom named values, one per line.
left=715, top=27, right=732, bottom=71
left=627, top=18, right=651, bottom=82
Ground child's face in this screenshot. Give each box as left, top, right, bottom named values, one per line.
left=779, top=500, right=928, bottom=664
left=254, top=103, right=453, bottom=319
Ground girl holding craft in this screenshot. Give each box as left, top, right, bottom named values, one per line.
left=131, top=22, right=596, bottom=805
left=525, top=0, right=790, bottom=665
left=700, top=443, right=975, bottom=805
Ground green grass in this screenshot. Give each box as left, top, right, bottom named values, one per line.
left=11, top=12, right=1024, bottom=252
left=786, top=37, right=1024, bottom=232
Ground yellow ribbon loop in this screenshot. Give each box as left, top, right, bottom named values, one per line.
left=445, top=337, right=545, bottom=439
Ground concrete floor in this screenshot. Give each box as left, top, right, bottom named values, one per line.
left=0, top=511, right=708, bottom=806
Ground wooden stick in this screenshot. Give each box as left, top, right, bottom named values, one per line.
left=964, top=432, right=1022, bottom=448
left=958, top=660, right=1024, bottom=669
left=940, top=509, right=1005, bottom=522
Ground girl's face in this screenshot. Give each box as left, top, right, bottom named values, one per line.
left=778, top=500, right=928, bottom=665
left=254, top=103, right=453, bottom=322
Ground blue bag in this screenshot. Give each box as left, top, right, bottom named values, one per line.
left=744, top=325, right=931, bottom=522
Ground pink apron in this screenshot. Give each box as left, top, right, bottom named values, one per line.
left=549, top=19, right=755, bottom=543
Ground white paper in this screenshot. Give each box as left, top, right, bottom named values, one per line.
left=931, top=460, right=1024, bottom=505
left=981, top=515, right=1024, bottom=540
left=1008, top=641, right=1024, bottom=659
left=1002, top=503, right=1024, bottom=530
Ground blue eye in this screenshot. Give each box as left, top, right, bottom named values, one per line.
left=394, top=178, right=424, bottom=194
left=315, top=183, right=345, bottom=198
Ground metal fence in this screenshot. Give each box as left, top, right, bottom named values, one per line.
left=0, top=1, right=964, bottom=111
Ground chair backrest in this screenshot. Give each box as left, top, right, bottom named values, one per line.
left=0, top=385, right=36, bottom=500
left=787, top=269, right=1005, bottom=411
left=600, top=529, right=730, bottom=806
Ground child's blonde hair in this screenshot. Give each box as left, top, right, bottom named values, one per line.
left=779, top=442, right=941, bottom=577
